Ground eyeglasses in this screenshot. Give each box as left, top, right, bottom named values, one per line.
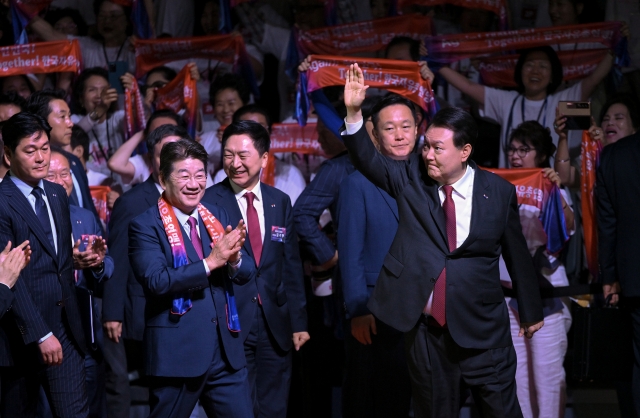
left=172, top=173, right=207, bottom=184
left=506, top=146, right=532, bottom=158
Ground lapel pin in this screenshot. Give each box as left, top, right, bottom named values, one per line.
left=271, top=204, right=275, bottom=207
left=52, top=193, right=57, bottom=197
left=483, top=194, right=488, bottom=199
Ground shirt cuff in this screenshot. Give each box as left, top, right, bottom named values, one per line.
left=38, top=332, right=53, bottom=344
left=203, top=260, right=211, bottom=276
left=227, top=258, right=242, bottom=275
left=342, top=118, right=363, bottom=136
left=0, top=282, right=11, bottom=290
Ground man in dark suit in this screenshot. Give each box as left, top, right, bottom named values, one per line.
left=336, top=95, right=414, bottom=418
left=597, top=131, right=640, bottom=416
left=102, top=121, right=187, bottom=416
left=25, top=90, right=99, bottom=224
left=204, top=120, right=308, bottom=417
left=46, top=149, right=114, bottom=417
left=129, top=139, right=254, bottom=417
left=0, top=112, right=89, bottom=417
left=341, top=64, right=544, bottom=418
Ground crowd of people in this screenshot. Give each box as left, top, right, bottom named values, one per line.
left=0, top=0, right=638, bottom=417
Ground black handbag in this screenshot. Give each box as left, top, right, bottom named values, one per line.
left=571, top=297, right=634, bottom=381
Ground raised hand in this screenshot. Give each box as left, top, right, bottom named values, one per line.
left=344, top=63, right=369, bottom=123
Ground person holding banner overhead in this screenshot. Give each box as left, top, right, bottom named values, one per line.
left=435, top=44, right=618, bottom=167
left=341, top=63, right=544, bottom=418
left=128, top=139, right=255, bottom=418
left=499, top=121, right=574, bottom=418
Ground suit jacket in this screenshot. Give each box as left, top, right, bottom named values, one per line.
left=203, top=179, right=307, bottom=351
left=343, top=126, right=542, bottom=350
left=128, top=201, right=254, bottom=377
left=0, top=285, right=13, bottom=319
left=337, top=170, right=399, bottom=319
left=53, top=146, right=100, bottom=226
left=103, top=176, right=159, bottom=341
left=0, top=177, right=86, bottom=366
left=292, top=152, right=355, bottom=265
left=70, top=205, right=114, bottom=350
left=597, top=132, right=640, bottom=297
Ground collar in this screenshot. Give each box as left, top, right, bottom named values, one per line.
left=9, top=170, right=46, bottom=198
left=173, top=205, right=199, bottom=228
left=154, top=182, right=164, bottom=194
left=229, top=180, right=263, bottom=203
left=439, top=164, right=474, bottom=200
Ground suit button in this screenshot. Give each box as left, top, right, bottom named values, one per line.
left=257, top=273, right=261, bottom=278
left=251, top=297, right=257, bottom=303
left=56, top=300, right=64, bottom=307
left=211, top=318, right=217, bottom=324
left=430, top=278, right=436, bottom=283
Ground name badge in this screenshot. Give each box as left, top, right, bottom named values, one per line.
left=271, top=226, right=286, bottom=242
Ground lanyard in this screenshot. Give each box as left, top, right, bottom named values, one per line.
left=102, top=39, right=127, bottom=65
left=504, top=94, right=548, bottom=153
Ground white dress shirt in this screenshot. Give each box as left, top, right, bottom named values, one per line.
left=228, top=180, right=266, bottom=244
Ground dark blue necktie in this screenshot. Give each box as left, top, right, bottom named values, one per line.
left=32, top=187, right=55, bottom=250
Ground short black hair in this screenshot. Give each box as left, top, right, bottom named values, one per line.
left=146, top=66, right=177, bottom=86
left=144, top=109, right=187, bottom=137
left=70, top=125, right=90, bottom=162
left=72, top=67, right=111, bottom=115
left=159, top=139, right=208, bottom=182
left=26, top=89, right=67, bottom=120
left=93, top=0, right=132, bottom=37
left=233, top=104, right=272, bottom=132
left=2, top=112, right=51, bottom=153
left=385, top=36, right=420, bottom=61
left=146, top=124, right=191, bottom=156
left=371, top=94, right=417, bottom=129
left=514, top=46, right=563, bottom=96
left=0, top=91, right=27, bottom=112
left=209, top=73, right=250, bottom=107
left=1, top=75, right=36, bottom=96
left=44, top=7, right=89, bottom=36
left=509, top=120, right=556, bottom=168
left=600, top=93, right=640, bottom=132
left=429, top=107, right=477, bottom=151
left=221, top=120, right=270, bottom=156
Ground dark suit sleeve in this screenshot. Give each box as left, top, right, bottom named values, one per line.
left=292, top=161, right=342, bottom=265
left=0, top=284, right=13, bottom=319
left=102, top=196, right=133, bottom=322
left=596, top=148, right=617, bottom=284
left=129, top=217, right=213, bottom=295
left=0, top=210, right=51, bottom=343
left=500, top=186, right=543, bottom=325
left=342, top=124, right=411, bottom=199
left=282, top=195, right=307, bottom=333
left=337, top=175, right=370, bottom=318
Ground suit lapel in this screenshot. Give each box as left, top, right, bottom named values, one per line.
left=455, top=166, right=490, bottom=254
left=2, top=179, right=58, bottom=262
left=259, top=184, right=278, bottom=268
left=422, top=181, right=448, bottom=250
left=199, top=215, right=212, bottom=261
left=218, top=179, right=254, bottom=260
left=376, top=186, right=398, bottom=221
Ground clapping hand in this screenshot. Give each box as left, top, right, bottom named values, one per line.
left=206, top=220, right=246, bottom=270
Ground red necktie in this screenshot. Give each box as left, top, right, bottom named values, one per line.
left=244, top=192, right=262, bottom=265
left=431, top=185, right=456, bottom=327
left=188, top=217, right=204, bottom=260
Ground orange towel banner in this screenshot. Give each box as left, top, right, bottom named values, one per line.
left=154, top=65, right=199, bottom=137
left=397, top=0, right=507, bottom=29
left=0, top=40, right=82, bottom=76
left=580, top=130, right=602, bottom=280
left=90, top=186, right=111, bottom=226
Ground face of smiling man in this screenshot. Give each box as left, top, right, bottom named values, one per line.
left=372, top=103, right=417, bottom=160
left=223, top=134, right=268, bottom=190
left=160, top=157, right=208, bottom=213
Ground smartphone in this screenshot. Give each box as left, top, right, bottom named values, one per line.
left=558, top=101, right=591, bottom=130
left=108, top=61, right=128, bottom=94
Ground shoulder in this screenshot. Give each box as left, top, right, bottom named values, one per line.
left=204, top=180, right=232, bottom=200
left=341, top=170, right=369, bottom=190
left=475, top=166, right=515, bottom=193
left=131, top=204, right=160, bottom=229
left=261, top=182, right=290, bottom=203
left=200, top=200, right=229, bottom=224
left=601, top=133, right=640, bottom=165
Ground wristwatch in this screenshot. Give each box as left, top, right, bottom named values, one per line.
left=228, top=252, right=242, bottom=267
